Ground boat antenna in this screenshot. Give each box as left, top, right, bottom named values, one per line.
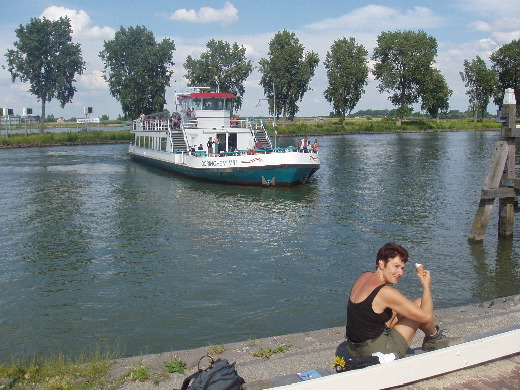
left=187, top=86, right=210, bottom=93
left=273, top=81, right=277, bottom=148
left=272, top=81, right=276, bottom=127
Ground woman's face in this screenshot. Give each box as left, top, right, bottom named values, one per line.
left=379, top=256, right=405, bottom=284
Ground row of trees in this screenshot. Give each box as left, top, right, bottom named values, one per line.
left=323, top=31, right=452, bottom=125
left=4, top=16, right=520, bottom=132
left=347, top=108, right=494, bottom=120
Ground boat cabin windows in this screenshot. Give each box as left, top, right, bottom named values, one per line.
left=191, top=98, right=202, bottom=111
left=203, top=98, right=225, bottom=110
left=179, top=96, right=233, bottom=113
left=134, top=135, right=168, bottom=151
left=178, top=98, right=201, bottom=114
left=223, top=98, right=233, bottom=111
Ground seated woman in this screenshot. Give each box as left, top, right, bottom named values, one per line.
left=346, top=242, right=461, bottom=359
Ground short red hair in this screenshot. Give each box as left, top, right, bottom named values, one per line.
left=376, top=242, right=409, bottom=268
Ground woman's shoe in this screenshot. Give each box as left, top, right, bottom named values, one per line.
left=422, top=325, right=464, bottom=351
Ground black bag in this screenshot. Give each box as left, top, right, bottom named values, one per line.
left=180, top=355, right=245, bottom=390
left=334, top=355, right=380, bottom=373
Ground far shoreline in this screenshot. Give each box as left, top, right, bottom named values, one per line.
left=0, top=127, right=500, bottom=149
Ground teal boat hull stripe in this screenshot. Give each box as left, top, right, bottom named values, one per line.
left=129, top=153, right=318, bottom=186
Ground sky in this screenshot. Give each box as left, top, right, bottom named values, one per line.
left=0, top=0, right=519, bottom=120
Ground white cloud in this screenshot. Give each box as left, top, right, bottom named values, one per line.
left=78, top=70, right=107, bottom=90
left=468, top=17, right=520, bottom=46
left=242, top=43, right=260, bottom=59
left=456, top=0, right=520, bottom=18
left=304, top=5, right=444, bottom=32
left=491, top=31, right=520, bottom=45
left=168, top=1, right=238, bottom=25
left=40, top=6, right=115, bottom=40
left=475, top=39, right=499, bottom=52
left=469, top=21, right=492, bottom=32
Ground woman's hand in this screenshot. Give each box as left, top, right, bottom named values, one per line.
left=417, top=269, right=432, bottom=289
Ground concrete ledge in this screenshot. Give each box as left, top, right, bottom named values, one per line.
left=111, top=295, right=520, bottom=390
left=268, top=327, right=520, bottom=389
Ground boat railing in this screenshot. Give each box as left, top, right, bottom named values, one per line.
left=175, top=122, right=190, bottom=151
left=182, top=118, right=198, bottom=129
left=182, top=146, right=315, bottom=157
left=132, top=118, right=172, bottom=132
left=246, top=118, right=274, bottom=148
left=132, top=117, right=264, bottom=133
left=230, top=118, right=249, bottom=129
left=179, top=116, right=250, bottom=129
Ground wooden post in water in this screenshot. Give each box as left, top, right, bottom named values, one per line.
left=468, top=88, right=518, bottom=242
left=498, top=90, right=517, bottom=237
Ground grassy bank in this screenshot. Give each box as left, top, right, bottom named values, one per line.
left=0, top=118, right=500, bottom=149
left=0, top=345, right=189, bottom=390
left=0, top=346, right=119, bottom=390
left=0, top=129, right=133, bottom=148
left=267, top=117, right=500, bottom=135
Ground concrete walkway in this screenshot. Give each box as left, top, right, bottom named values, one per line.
left=393, top=353, right=520, bottom=389
left=112, top=295, right=520, bottom=390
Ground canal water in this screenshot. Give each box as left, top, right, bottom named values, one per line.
left=0, top=131, right=519, bottom=363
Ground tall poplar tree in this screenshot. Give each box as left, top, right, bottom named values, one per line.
left=324, top=37, right=369, bottom=123
left=100, top=26, right=175, bottom=119
left=459, top=56, right=497, bottom=121
left=372, top=30, right=437, bottom=125
left=419, top=68, right=452, bottom=121
left=258, top=30, right=319, bottom=121
left=5, top=16, right=85, bottom=133
left=184, top=40, right=253, bottom=112
left=490, top=39, right=520, bottom=112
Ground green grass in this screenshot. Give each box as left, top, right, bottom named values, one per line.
left=0, top=345, right=118, bottom=390
left=252, top=341, right=292, bottom=359
left=0, top=129, right=133, bottom=147
left=125, top=362, right=171, bottom=386
left=0, top=347, right=186, bottom=389
left=163, top=359, right=187, bottom=374
left=268, top=118, right=500, bottom=135
left=206, top=344, right=227, bottom=356
left=126, top=363, right=152, bottom=381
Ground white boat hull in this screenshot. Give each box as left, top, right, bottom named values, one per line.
left=128, top=145, right=319, bottom=186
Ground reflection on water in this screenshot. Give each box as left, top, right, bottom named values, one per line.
left=470, top=239, right=520, bottom=301
left=0, top=132, right=519, bottom=362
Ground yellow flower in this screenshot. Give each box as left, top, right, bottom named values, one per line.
left=333, top=356, right=345, bottom=369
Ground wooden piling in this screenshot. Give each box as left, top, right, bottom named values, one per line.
left=498, top=100, right=517, bottom=238
left=469, top=88, right=518, bottom=242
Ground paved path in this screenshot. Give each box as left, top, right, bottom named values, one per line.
left=393, top=353, right=520, bottom=389
left=112, top=295, right=520, bottom=390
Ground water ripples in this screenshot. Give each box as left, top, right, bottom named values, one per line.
left=0, top=133, right=519, bottom=362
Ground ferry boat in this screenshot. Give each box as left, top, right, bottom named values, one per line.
left=128, top=90, right=320, bottom=186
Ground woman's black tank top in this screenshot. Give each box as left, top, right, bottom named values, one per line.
left=346, top=284, right=393, bottom=343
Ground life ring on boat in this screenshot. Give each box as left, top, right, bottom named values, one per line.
left=230, top=117, right=238, bottom=127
